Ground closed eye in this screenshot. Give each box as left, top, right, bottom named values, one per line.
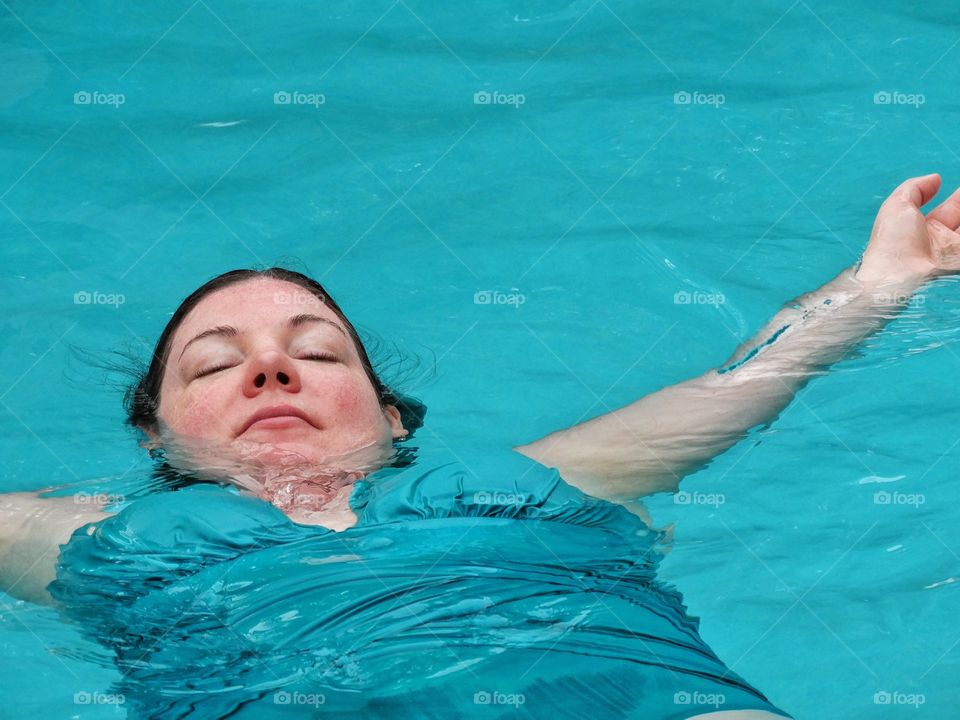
left=193, top=352, right=338, bottom=380
left=193, top=362, right=237, bottom=379
left=300, top=352, right=338, bottom=363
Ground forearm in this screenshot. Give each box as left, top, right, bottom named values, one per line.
left=522, top=264, right=925, bottom=500
left=717, top=264, right=923, bottom=382
left=639, top=264, right=923, bottom=471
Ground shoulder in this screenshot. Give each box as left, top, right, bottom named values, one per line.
left=54, top=484, right=301, bottom=586
left=85, top=484, right=285, bottom=548
left=49, top=483, right=308, bottom=614
left=353, top=441, right=647, bottom=535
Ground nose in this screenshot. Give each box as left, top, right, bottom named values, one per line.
left=243, top=350, right=302, bottom=397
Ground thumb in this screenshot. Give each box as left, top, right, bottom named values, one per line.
left=896, top=173, right=941, bottom=207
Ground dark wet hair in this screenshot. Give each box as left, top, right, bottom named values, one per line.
left=126, top=267, right=427, bottom=439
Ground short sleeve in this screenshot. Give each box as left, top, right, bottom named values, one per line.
left=351, top=442, right=654, bottom=540
left=48, top=483, right=308, bottom=636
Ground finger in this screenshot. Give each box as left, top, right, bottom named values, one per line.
left=926, top=185, right=960, bottom=230
left=894, top=173, right=941, bottom=207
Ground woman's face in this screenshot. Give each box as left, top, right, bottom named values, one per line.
left=152, top=277, right=405, bottom=470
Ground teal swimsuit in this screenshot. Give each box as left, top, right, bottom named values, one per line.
left=50, top=440, right=790, bottom=719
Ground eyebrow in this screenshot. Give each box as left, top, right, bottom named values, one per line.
left=178, top=313, right=347, bottom=361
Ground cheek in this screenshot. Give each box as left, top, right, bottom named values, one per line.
left=330, top=377, right=380, bottom=420
left=162, top=384, right=233, bottom=438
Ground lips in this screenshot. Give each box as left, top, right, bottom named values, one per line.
left=238, top=404, right=316, bottom=436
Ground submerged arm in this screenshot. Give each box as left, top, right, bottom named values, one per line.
left=0, top=492, right=111, bottom=604
left=515, top=173, right=960, bottom=502
left=516, top=268, right=919, bottom=499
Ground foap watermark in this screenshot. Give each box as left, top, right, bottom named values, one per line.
left=273, top=691, right=326, bottom=708
left=473, top=90, right=525, bottom=108
left=474, top=289, right=526, bottom=308
left=74, top=90, right=125, bottom=108
left=674, top=490, right=725, bottom=508
left=674, top=290, right=725, bottom=306
left=74, top=290, right=125, bottom=308
left=474, top=491, right=528, bottom=507
left=874, top=490, right=925, bottom=508
left=73, top=691, right=125, bottom=706
left=473, top=690, right=526, bottom=708
left=873, top=91, right=925, bottom=108
left=673, top=690, right=725, bottom=709
left=872, top=290, right=922, bottom=306
left=273, top=289, right=323, bottom=306
left=73, top=492, right=125, bottom=506
left=673, top=90, right=725, bottom=108
left=873, top=690, right=925, bottom=708
left=274, top=90, right=325, bottom=108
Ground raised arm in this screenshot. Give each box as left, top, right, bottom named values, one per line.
left=515, top=173, right=960, bottom=502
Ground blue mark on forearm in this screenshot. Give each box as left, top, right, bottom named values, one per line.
left=717, top=323, right=791, bottom=375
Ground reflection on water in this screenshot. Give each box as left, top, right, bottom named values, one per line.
left=39, top=429, right=413, bottom=521
left=151, top=427, right=401, bottom=513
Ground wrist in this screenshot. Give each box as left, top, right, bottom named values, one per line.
left=849, top=263, right=927, bottom=305
left=853, top=254, right=933, bottom=290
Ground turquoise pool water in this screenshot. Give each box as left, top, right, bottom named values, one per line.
left=1, top=1, right=959, bottom=717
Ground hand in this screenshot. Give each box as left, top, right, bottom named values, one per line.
left=856, top=173, right=960, bottom=286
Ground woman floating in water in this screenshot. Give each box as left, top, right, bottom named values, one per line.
left=2, top=173, right=960, bottom=719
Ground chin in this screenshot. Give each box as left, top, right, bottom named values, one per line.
left=231, top=427, right=391, bottom=470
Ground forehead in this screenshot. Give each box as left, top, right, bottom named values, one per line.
left=170, top=278, right=338, bottom=349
